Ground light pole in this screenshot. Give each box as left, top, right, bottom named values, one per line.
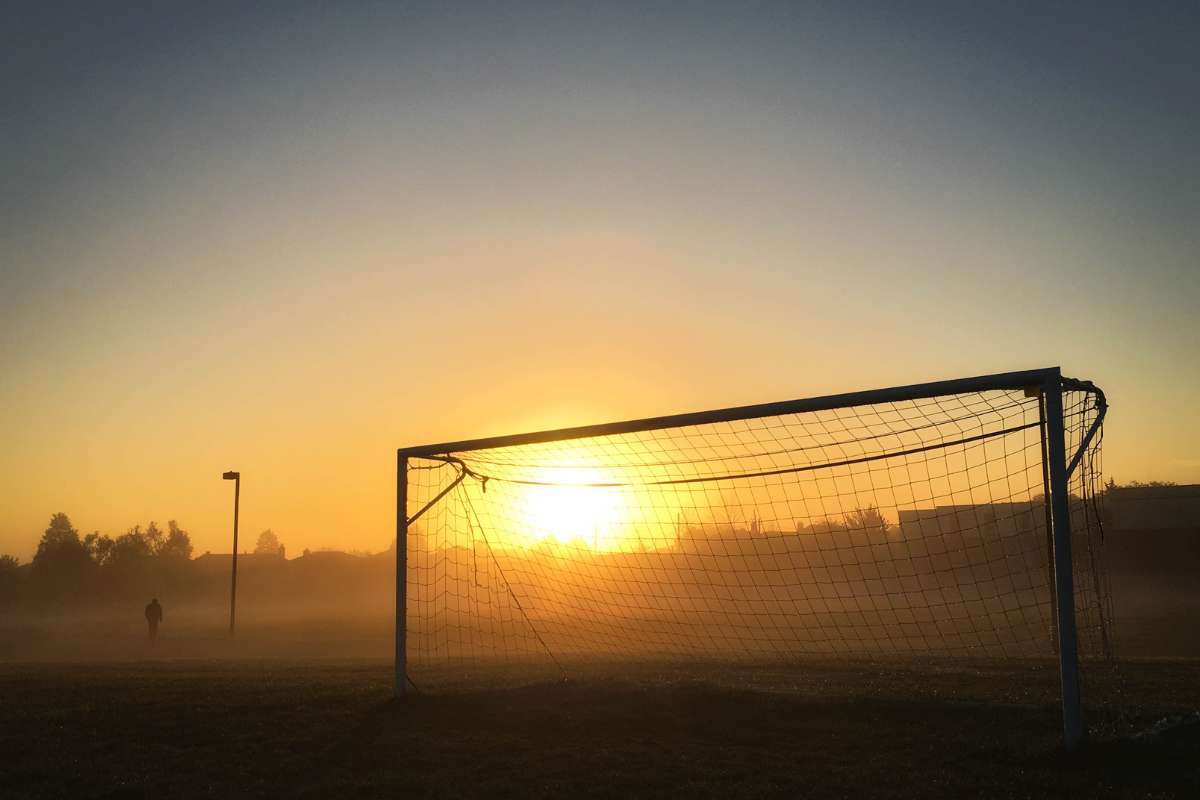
left=222, top=471, right=240, bottom=635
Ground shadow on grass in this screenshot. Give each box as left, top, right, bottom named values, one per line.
left=1051, top=714, right=1200, bottom=792
left=2, top=664, right=1197, bottom=799
left=305, top=680, right=1199, bottom=799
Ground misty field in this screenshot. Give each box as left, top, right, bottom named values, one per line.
left=2, top=658, right=1198, bottom=799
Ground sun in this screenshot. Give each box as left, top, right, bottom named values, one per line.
left=510, top=463, right=630, bottom=551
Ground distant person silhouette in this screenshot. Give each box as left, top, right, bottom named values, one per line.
left=145, top=597, right=163, bottom=642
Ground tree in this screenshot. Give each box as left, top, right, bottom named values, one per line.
left=89, top=526, right=161, bottom=600
left=30, top=513, right=96, bottom=602
left=34, top=513, right=84, bottom=562
left=83, top=531, right=113, bottom=564
left=158, top=520, right=193, bottom=560
left=105, top=527, right=154, bottom=568
left=843, top=506, right=890, bottom=533
left=144, top=521, right=165, bottom=555
left=0, top=555, right=21, bottom=603
left=254, top=529, right=282, bottom=555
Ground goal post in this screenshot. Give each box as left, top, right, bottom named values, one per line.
left=394, top=367, right=1108, bottom=749
left=1043, top=370, right=1086, bottom=748
left=395, top=449, right=407, bottom=697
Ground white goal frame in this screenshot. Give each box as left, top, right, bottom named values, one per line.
left=395, top=366, right=1106, bottom=750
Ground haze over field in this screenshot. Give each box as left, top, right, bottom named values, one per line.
left=3, top=2, right=1198, bottom=559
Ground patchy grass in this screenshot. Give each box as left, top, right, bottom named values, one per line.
left=1, top=659, right=1198, bottom=798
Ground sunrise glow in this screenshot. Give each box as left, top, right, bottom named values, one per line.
left=500, top=463, right=629, bottom=551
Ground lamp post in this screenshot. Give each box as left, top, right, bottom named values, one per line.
left=222, top=471, right=240, bottom=635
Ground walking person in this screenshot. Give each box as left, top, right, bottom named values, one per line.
left=145, top=597, right=163, bottom=642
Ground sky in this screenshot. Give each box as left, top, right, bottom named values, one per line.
left=2, top=1, right=1198, bottom=560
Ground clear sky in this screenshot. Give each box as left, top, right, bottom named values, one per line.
left=3, top=1, right=1198, bottom=560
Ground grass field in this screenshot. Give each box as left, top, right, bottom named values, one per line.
left=2, top=658, right=1198, bottom=798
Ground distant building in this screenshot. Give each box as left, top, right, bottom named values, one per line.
left=1103, top=485, right=1200, bottom=577
left=295, top=550, right=362, bottom=565
left=898, top=502, right=1045, bottom=540
left=1105, top=485, right=1200, bottom=530
left=893, top=487, right=1200, bottom=577
left=191, top=552, right=290, bottom=576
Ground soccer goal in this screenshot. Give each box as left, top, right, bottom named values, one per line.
left=395, top=367, right=1109, bottom=749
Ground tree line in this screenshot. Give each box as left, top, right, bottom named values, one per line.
left=0, top=514, right=286, bottom=609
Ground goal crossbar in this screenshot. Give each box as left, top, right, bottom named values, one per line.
left=399, top=367, right=1096, bottom=460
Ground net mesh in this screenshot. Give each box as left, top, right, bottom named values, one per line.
left=404, top=381, right=1110, bottom=683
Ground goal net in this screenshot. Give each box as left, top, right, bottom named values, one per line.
left=400, top=369, right=1110, bottom=690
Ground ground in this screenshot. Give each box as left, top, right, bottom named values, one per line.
left=1, top=659, right=1198, bottom=798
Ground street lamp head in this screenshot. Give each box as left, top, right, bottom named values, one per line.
left=223, top=471, right=240, bottom=480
